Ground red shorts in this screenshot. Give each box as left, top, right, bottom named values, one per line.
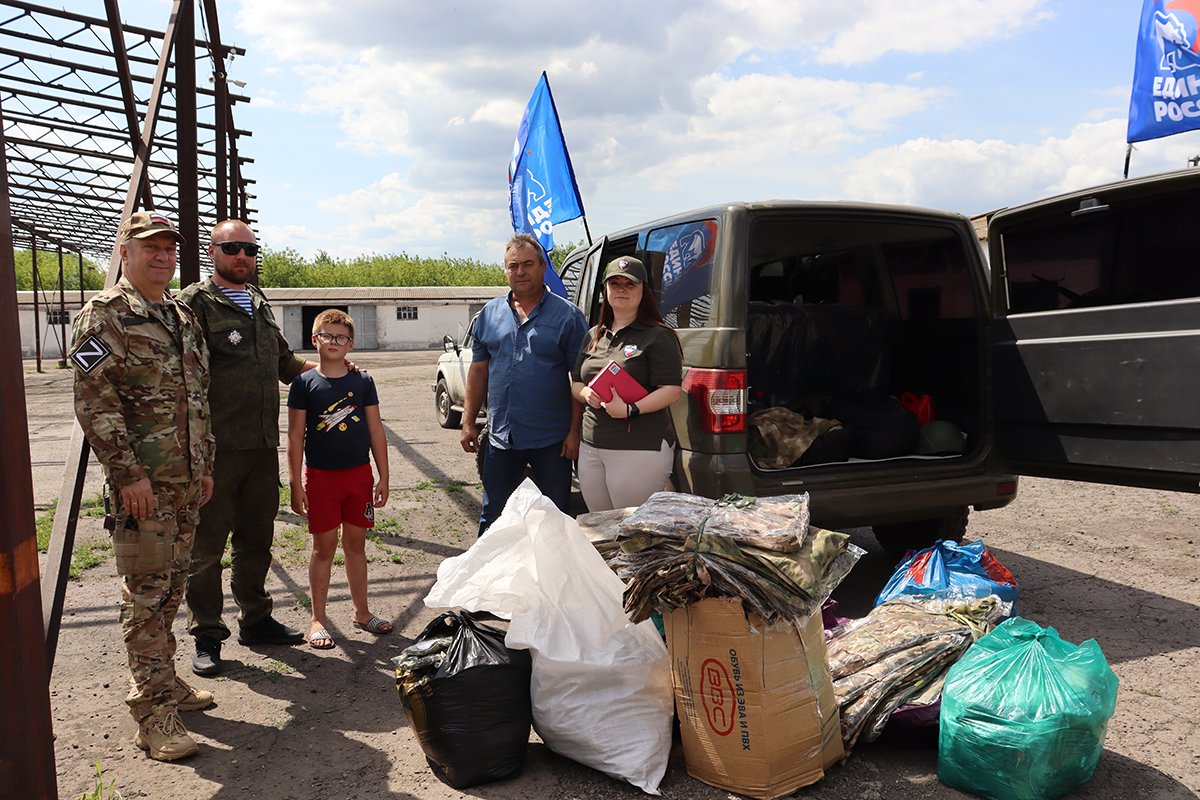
left=304, top=463, right=375, bottom=533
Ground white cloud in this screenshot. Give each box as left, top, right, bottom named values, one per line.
left=224, top=0, right=1172, bottom=261
left=840, top=119, right=1200, bottom=216
left=813, top=0, right=1052, bottom=65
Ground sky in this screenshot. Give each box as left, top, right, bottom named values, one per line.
left=132, top=0, right=1200, bottom=264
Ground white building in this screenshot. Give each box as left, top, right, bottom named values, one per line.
left=18, top=285, right=506, bottom=359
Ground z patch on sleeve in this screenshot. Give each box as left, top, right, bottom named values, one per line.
left=70, top=335, right=113, bottom=373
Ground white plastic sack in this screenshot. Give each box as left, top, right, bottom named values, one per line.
left=425, top=479, right=673, bottom=794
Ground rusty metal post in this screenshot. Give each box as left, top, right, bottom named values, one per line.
left=31, top=230, right=41, bottom=373
left=57, top=245, right=66, bottom=367
left=104, top=0, right=156, bottom=214
left=0, top=94, right=59, bottom=800
left=77, top=251, right=85, bottom=306
left=175, top=0, right=200, bottom=285
left=202, top=0, right=230, bottom=225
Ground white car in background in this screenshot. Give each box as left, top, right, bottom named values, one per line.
left=432, top=314, right=478, bottom=429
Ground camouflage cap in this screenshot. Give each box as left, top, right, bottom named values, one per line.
left=118, top=211, right=185, bottom=245
left=602, top=256, right=647, bottom=285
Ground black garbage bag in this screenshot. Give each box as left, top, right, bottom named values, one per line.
left=393, top=611, right=532, bottom=788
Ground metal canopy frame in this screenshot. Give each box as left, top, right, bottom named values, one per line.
left=0, top=3, right=258, bottom=796
left=1, top=0, right=256, bottom=272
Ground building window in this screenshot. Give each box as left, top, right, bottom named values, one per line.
left=396, top=306, right=418, bottom=320
left=47, top=310, right=71, bottom=325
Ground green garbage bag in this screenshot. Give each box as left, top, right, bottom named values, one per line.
left=938, top=617, right=1118, bottom=800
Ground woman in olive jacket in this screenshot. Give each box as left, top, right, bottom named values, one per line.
left=571, top=256, right=682, bottom=512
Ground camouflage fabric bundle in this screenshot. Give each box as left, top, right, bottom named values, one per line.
left=575, top=507, right=636, bottom=562
left=748, top=407, right=843, bottom=469
left=612, top=492, right=862, bottom=623
left=825, top=596, right=1008, bottom=751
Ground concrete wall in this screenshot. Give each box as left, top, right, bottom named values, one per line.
left=18, top=288, right=503, bottom=358
left=278, top=301, right=489, bottom=352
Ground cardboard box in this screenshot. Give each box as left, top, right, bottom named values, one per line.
left=664, top=597, right=844, bottom=800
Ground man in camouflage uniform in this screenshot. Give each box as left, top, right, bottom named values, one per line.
left=70, top=211, right=216, bottom=762
left=180, top=219, right=312, bottom=676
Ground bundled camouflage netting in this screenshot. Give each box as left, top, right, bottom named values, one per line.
left=609, top=492, right=864, bottom=624
left=825, top=595, right=1009, bottom=752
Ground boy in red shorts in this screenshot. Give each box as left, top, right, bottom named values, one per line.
left=286, top=309, right=391, bottom=648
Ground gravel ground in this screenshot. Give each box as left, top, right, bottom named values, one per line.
left=27, top=351, right=1199, bottom=800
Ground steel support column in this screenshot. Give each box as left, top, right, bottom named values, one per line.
left=175, top=0, right=200, bottom=285
left=0, top=95, right=58, bottom=800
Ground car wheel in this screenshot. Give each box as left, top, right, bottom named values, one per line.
left=435, top=378, right=461, bottom=429
left=872, top=506, right=969, bottom=564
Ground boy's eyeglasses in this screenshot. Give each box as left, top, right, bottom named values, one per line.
left=314, top=332, right=352, bottom=345
left=216, top=241, right=260, bottom=257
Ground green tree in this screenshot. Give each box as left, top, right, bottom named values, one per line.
left=256, top=247, right=506, bottom=288
left=549, top=239, right=585, bottom=272
left=11, top=249, right=105, bottom=291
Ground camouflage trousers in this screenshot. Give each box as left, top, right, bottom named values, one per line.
left=116, top=481, right=201, bottom=722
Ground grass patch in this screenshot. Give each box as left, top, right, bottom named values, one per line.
left=36, top=497, right=116, bottom=578
left=374, top=517, right=402, bottom=535
left=215, top=659, right=296, bottom=686
left=263, top=659, right=297, bottom=676
left=76, top=760, right=123, bottom=800
left=36, top=501, right=55, bottom=551
left=275, top=524, right=311, bottom=565
left=69, top=538, right=112, bottom=579
left=270, top=710, right=297, bottom=730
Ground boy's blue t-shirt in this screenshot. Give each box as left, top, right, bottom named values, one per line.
left=287, top=370, right=379, bottom=470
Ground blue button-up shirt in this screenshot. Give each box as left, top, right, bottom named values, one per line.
left=472, top=287, right=588, bottom=450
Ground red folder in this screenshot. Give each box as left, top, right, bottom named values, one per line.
left=587, top=359, right=649, bottom=403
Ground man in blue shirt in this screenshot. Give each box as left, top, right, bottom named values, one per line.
left=460, top=233, right=587, bottom=535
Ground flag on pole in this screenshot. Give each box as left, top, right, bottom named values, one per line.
left=1127, top=0, right=1200, bottom=143
left=508, top=72, right=585, bottom=297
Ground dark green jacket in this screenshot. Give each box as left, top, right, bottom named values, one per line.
left=178, top=279, right=306, bottom=451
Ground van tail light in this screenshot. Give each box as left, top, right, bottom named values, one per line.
left=682, top=368, right=746, bottom=433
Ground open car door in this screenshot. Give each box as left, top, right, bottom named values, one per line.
left=989, top=169, right=1200, bottom=493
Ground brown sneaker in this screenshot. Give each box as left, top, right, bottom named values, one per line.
left=133, top=708, right=198, bottom=761
left=172, top=676, right=214, bottom=712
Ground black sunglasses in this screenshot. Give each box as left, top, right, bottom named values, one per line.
left=216, top=241, right=260, bottom=257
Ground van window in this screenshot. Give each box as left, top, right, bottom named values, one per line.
left=884, top=236, right=978, bottom=321
left=1001, top=187, right=1200, bottom=312
left=748, top=217, right=976, bottom=321
left=646, top=220, right=718, bottom=328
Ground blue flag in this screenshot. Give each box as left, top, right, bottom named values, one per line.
left=509, top=72, right=585, bottom=297
left=1128, top=0, right=1200, bottom=143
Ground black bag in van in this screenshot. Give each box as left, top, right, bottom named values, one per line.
left=828, top=390, right=920, bottom=460
left=395, top=611, right=532, bottom=788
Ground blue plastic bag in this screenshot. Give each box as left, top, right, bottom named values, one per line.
left=938, top=617, right=1119, bottom=800
left=874, top=539, right=1017, bottom=609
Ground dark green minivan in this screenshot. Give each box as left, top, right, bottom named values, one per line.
left=559, top=169, right=1200, bottom=555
